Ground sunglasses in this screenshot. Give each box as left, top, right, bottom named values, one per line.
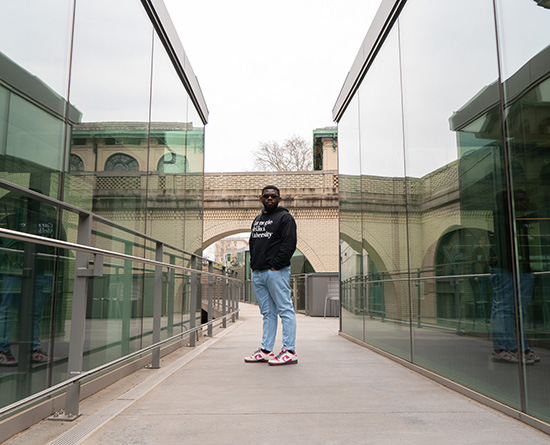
left=262, top=193, right=279, bottom=199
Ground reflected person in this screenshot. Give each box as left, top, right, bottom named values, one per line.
left=0, top=192, right=58, bottom=366
left=490, top=190, right=540, bottom=364
left=471, top=238, right=490, bottom=320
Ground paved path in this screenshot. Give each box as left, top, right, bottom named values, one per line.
left=8, top=304, right=550, bottom=444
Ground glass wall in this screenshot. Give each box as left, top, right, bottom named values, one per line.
left=337, top=0, right=550, bottom=425
left=0, top=0, right=206, bottom=411
left=339, top=95, right=364, bottom=342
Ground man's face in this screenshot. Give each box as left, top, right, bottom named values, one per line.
left=260, top=188, right=281, bottom=211
left=515, top=192, right=529, bottom=212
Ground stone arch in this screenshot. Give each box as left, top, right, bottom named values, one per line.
left=203, top=225, right=326, bottom=272
left=420, top=215, right=493, bottom=273
left=203, top=227, right=250, bottom=249
left=203, top=221, right=251, bottom=249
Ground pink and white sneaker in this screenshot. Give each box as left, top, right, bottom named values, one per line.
left=244, top=348, right=275, bottom=363
left=268, top=349, right=298, bottom=366
left=524, top=350, right=541, bottom=363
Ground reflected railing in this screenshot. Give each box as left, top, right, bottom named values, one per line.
left=0, top=179, right=242, bottom=422
left=342, top=266, right=550, bottom=339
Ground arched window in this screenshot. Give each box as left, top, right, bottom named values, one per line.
left=157, top=152, right=188, bottom=173
left=105, top=153, right=139, bottom=171
left=69, top=154, right=84, bottom=172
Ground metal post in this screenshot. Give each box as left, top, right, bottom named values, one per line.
left=150, top=242, right=163, bottom=369
left=63, top=213, right=92, bottom=420
left=167, top=254, right=175, bottom=337
left=222, top=266, right=227, bottom=328
left=292, top=277, right=297, bottom=310
left=231, top=271, right=236, bottom=323
left=189, top=255, right=197, bottom=347
left=305, top=274, right=309, bottom=315
left=207, top=261, right=213, bottom=336
left=121, top=241, right=133, bottom=356
left=16, top=240, right=36, bottom=398
left=235, top=272, right=240, bottom=320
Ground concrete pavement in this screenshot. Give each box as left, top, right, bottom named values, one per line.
left=7, top=303, right=550, bottom=444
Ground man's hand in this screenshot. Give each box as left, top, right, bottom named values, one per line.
left=270, top=267, right=277, bottom=271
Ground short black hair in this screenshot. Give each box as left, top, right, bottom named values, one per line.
left=261, top=185, right=280, bottom=196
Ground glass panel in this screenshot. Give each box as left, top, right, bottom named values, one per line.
left=495, top=0, right=550, bottom=422
left=358, top=26, right=411, bottom=360
left=0, top=1, right=73, bottom=105
left=82, top=223, right=147, bottom=371
left=66, top=0, right=153, bottom=230
left=0, top=83, right=70, bottom=201
left=184, top=104, right=205, bottom=256
left=398, top=0, right=523, bottom=408
left=338, top=95, right=364, bottom=341
left=0, top=191, right=62, bottom=407
left=163, top=247, right=188, bottom=339
left=0, top=2, right=73, bottom=204
left=148, top=34, right=189, bottom=250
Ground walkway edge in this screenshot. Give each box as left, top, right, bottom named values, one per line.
left=339, top=331, right=550, bottom=435
left=48, top=320, right=244, bottom=445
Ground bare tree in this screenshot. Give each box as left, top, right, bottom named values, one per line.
left=253, top=135, right=312, bottom=171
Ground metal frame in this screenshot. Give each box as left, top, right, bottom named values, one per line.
left=332, top=0, right=407, bottom=123
left=141, top=0, right=209, bottom=124
left=0, top=189, right=239, bottom=421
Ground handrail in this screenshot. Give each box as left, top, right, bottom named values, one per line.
left=0, top=228, right=239, bottom=281
left=0, top=179, right=242, bottom=421
left=342, top=271, right=550, bottom=286
left=348, top=273, right=492, bottom=285
left=0, top=178, right=223, bottom=269
left=0, top=309, right=238, bottom=419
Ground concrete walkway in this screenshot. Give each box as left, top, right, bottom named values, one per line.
left=8, top=303, right=550, bottom=444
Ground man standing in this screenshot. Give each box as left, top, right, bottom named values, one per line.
left=244, top=186, right=298, bottom=366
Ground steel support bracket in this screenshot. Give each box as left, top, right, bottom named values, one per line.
left=48, top=409, right=81, bottom=422
left=76, top=254, right=104, bottom=277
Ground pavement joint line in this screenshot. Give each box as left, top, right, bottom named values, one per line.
left=47, top=319, right=245, bottom=445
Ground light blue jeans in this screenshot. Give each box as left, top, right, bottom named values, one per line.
left=490, top=268, right=534, bottom=352
left=252, top=266, right=296, bottom=352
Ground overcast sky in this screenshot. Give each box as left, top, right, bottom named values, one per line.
left=163, top=0, right=383, bottom=172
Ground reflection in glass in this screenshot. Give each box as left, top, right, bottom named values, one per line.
left=105, top=154, right=140, bottom=172
left=338, top=95, right=364, bottom=341
left=496, top=0, right=550, bottom=421
left=0, top=0, right=206, bottom=419
left=183, top=104, right=205, bottom=256
left=0, top=192, right=65, bottom=407
left=66, top=0, right=153, bottom=228
left=358, top=26, right=410, bottom=360
left=0, top=2, right=74, bottom=407
left=0, top=1, right=73, bottom=105
left=337, top=0, right=550, bottom=428
left=398, top=0, right=515, bottom=405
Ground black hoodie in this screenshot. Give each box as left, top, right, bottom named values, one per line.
left=249, top=206, right=297, bottom=271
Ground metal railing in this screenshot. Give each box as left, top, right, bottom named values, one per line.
left=0, top=179, right=242, bottom=422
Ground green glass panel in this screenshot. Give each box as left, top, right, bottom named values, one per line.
left=496, top=0, right=550, bottom=422
left=339, top=95, right=364, bottom=341
left=398, top=0, right=522, bottom=410
left=358, top=25, right=411, bottom=361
